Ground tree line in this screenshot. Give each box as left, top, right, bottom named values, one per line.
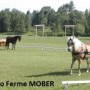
left=0, top=1, right=90, bottom=36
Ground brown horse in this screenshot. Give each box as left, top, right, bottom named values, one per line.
left=67, top=36, right=90, bottom=76
left=6, top=36, right=21, bottom=50
left=0, top=39, right=6, bottom=47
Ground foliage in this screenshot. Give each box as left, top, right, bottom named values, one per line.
left=75, top=24, right=85, bottom=36
left=0, top=9, right=31, bottom=34
left=0, top=1, right=90, bottom=36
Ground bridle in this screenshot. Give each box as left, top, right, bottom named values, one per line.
left=67, top=38, right=74, bottom=51
left=67, top=38, right=74, bottom=46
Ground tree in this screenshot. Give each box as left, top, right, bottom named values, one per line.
left=69, top=10, right=87, bottom=26
left=57, top=5, right=69, bottom=25
left=31, top=10, right=40, bottom=26
left=0, top=1, right=89, bottom=36
left=75, top=24, right=85, bottom=36
left=85, top=9, right=90, bottom=34
left=0, top=9, right=11, bottom=32
left=10, top=9, right=25, bottom=33
left=69, top=1, right=75, bottom=12
left=39, top=6, right=54, bottom=26
left=25, top=10, right=31, bottom=31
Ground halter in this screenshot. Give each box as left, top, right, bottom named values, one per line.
left=67, top=37, right=74, bottom=52
left=67, top=38, right=74, bottom=46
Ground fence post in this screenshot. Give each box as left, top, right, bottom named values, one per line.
left=64, top=84, right=68, bottom=90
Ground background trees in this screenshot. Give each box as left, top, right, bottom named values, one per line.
left=0, top=1, right=90, bottom=36
left=0, top=9, right=11, bottom=32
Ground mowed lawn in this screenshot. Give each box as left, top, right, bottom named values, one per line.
left=0, top=35, right=90, bottom=90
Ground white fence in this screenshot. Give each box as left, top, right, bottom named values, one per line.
left=61, top=80, right=90, bottom=90
left=16, top=45, right=67, bottom=51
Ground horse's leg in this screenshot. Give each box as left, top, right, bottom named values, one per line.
left=12, top=44, right=15, bottom=50
left=70, top=58, right=76, bottom=75
left=77, top=59, right=81, bottom=76
left=13, top=44, right=15, bottom=50
left=11, top=44, right=14, bottom=50
left=86, top=58, right=89, bottom=72
left=7, top=43, right=9, bottom=50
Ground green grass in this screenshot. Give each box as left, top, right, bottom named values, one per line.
left=0, top=35, right=90, bottom=90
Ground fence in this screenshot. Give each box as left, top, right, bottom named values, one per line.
left=61, top=80, right=90, bottom=90
left=16, top=45, right=67, bottom=51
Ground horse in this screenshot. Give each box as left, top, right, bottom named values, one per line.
left=0, top=39, right=6, bottom=46
left=0, top=39, right=6, bottom=48
left=67, top=36, right=90, bottom=76
left=6, top=35, right=21, bottom=50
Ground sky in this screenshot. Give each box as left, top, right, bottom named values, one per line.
left=0, top=0, right=90, bottom=13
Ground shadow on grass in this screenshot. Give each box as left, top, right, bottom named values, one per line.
left=25, top=71, right=70, bottom=78
left=73, top=68, right=87, bottom=73
left=25, top=68, right=88, bottom=78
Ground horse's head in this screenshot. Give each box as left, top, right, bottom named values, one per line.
left=67, top=36, right=75, bottom=52
left=67, top=36, right=83, bottom=52
left=15, top=36, right=21, bottom=41
left=18, top=36, right=21, bottom=41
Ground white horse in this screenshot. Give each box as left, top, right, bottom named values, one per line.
left=67, top=36, right=90, bottom=76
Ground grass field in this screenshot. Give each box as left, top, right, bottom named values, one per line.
left=0, top=35, right=90, bottom=90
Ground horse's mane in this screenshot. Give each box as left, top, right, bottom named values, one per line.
left=67, top=36, right=83, bottom=45
left=67, top=36, right=84, bottom=52
left=73, top=37, right=83, bottom=44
